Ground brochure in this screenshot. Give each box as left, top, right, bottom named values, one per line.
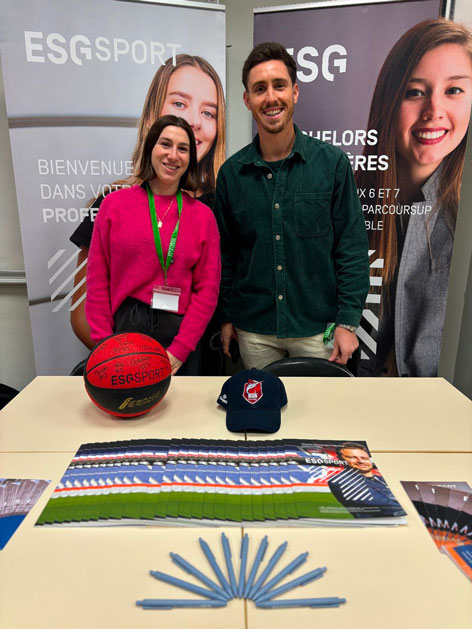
left=36, top=439, right=407, bottom=527
left=401, top=480, right=472, bottom=581
left=0, top=478, right=50, bottom=548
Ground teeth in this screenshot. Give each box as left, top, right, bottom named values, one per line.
left=163, top=163, right=178, bottom=170
left=265, top=108, right=282, bottom=117
left=414, top=129, right=446, bottom=140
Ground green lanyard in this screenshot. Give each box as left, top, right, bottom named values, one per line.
left=147, top=184, right=183, bottom=286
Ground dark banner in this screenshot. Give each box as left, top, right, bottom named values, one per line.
left=255, top=0, right=472, bottom=377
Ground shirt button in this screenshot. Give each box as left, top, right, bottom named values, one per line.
left=275, top=234, right=281, bottom=241
left=274, top=203, right=280, bottom=209
left=277, top=265, right=282, bottom=271
left=278, top=295, right=284, bottom=300
left=267, top=173, right=273, bottom=179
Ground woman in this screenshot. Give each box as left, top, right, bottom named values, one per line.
left=70, top=54, right=225, bottom=361
left=356, top=18, right=472, bottom=377
left=85, top=116, right=221, bottom=376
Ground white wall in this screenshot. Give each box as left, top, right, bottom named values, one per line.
left=438, top=0, right=472, bottom=397
left=0, top=56, right=35, bottom=391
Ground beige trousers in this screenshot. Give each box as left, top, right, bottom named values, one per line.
left=235, top=328, right=331, bottom=370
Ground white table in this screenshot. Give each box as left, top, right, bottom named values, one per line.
left=1, top=377, right=471, bottom=628
left=2, top=376, right=471, bottom=453
left=0, top=452, right=471, bottom=629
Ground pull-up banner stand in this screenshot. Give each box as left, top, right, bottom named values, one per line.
left=254, top=0, right=471, bottom=377
left=0, top=0, right=226, bottom=375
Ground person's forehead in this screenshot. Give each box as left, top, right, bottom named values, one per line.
left=170, top=64, right=208, bottom=82
left=247, top=59, right=291, bottom=85
left=159, top=126, right=189, bottom=143
left=342, top=448, right=368, bottom=456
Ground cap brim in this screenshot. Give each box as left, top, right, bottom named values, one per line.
left=226, top=409, right=281, bottom=434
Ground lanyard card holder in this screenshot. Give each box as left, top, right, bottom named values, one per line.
left=147, top=184, right=183, bottom=314
left=152, top=285, right=181, bottom=312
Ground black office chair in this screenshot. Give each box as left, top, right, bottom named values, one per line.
left=70, top=359, right=87, bottom=376
left=262, top=356, right=354, bottom=377
left=0, top=383, right=20, bottom=409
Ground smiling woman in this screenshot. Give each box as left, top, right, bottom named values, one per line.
left=161, top=65, right=218, bottom=165
left=395, top=42, right=472, bottom=188
left=68, top=54, right=226, bottom=374
left=84, top=116, right=221, bottom=376
left=356, top=18, right=472, bottom=378
left=136, top=54, right=225, bottom=195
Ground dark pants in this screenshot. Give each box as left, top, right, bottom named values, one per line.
left=114, top=298, right=201, bottom=376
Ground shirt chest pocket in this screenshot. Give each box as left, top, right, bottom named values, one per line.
left=294, top=193, right=331, bottom=237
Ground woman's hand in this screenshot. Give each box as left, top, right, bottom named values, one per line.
left=167, top=351, right=183, bottom=375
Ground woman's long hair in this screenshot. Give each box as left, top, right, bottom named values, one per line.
left=89, top=54, right=225, bottom=200
left=134, top=54, right=226, bottom=193
left=356, top=18, right=472, bottom=287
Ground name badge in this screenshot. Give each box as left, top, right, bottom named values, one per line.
left=151, top=285, right=181, bottom=312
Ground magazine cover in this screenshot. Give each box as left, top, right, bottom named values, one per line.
left=401, top=480, right=472, bottom=580
left=36, top=439, right=406, bottom=527
left=0, top=478, right=50, bottom=548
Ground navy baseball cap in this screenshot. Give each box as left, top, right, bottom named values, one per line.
left=217, top=368, right=287, bottom=433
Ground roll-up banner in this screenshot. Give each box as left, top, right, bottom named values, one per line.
left=254, top=0, right=471, bottom=377
left=0, top=0, right=226, bottom=375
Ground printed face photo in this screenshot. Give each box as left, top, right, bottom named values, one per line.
left=339, top=448, right=374, bottom=474
left=395, top=43, right=472, bottom=179
left=161, top=65, right=218, bottom=162
left=243, top=59, right=299, bottom=135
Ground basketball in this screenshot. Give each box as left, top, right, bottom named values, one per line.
left=84, top=332, right=171, bottom=418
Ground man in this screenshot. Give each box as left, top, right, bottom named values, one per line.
left=328, top=442, right=405, bottom=519
left=214, top=42, right=369, bottom=369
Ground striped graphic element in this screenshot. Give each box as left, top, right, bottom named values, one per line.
left=47, top=248, right=85, bottom=312
left=358, top=250, right=384, bottom=360
left=328, top=468, right=374, bottom=503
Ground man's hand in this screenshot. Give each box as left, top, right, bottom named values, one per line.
left=220, top=322, right=238, bottom=358
left=167, top=351, right=183, bottom=375
left=329, top=327, right=358, bottom=364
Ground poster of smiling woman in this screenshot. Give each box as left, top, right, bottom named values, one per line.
left=0, top=0, right=225, bottom=375
left=254, top=0, right=471, bottom=378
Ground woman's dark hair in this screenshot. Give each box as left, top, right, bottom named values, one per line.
left=136, top=115, right=199, bottom=191
left=242, top=41, right=297, bottom=89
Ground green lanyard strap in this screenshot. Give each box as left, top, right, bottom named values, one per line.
left=147, top=184, right=183, bottom=286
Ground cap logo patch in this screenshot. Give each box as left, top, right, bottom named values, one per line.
left=243, top=379, right=263, bottom=405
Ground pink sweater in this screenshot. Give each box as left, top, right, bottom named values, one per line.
left=85, top=185, right=221, bottom=362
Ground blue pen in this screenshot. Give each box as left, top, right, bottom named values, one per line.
left=255, top=566, right=326, bottom=602
left=221, top=533, right=238, bottom=597
left=170, top=552, right=229, bottom=600
left=243, top=535, right=268, bottom=598
left=253, top=551, right=309, bottom=600
left=256, top=596, right=346, bottom=609
left=199, top=538, right=233, bottom=598
left=248, top=541, right=288, bottom=599
left=149, top=570, right=225, bottom=600
left=137, top=599, right=227, bottom=609
left=238, top=533, right=249, bottom=597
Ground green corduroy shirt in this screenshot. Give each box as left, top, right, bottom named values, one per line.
left=213, top=125, right=369, bottom=338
